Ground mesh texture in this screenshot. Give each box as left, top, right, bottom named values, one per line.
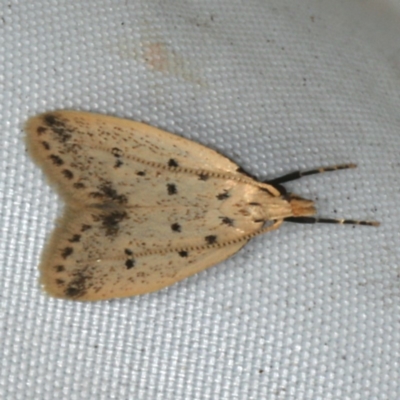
left=0, top=1, right=399, bottom=399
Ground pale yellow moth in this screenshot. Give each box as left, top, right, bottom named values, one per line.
left=25, top=111, right=379, bottom=301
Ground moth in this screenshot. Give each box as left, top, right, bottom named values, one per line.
left=25, top=111, right=379, bottom=301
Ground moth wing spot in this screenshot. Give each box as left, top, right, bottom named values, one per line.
left=94, top=211, right=128, bottom=237
left=220, top=217, right=234, bottom=226
left=205, top=235, right=217, bottom=245
left=167, top=183, right=177, bottom=195
left=198, top=173, right=209, bottom=181
left=43, top=113, right=72, bottom=142
left=111, top=147, right=123, bottom=157
left=61, top=247, right=73, bottom=259
left=168, top=158, right=179, bottom=167
left=49, top=154, right=64, bottom=166
left=65, top=286, right=83, bottom=298
left=216, top=191, right=229, bottom=200
left=68, top=234, right=81, bottom=243
left=44, top=114, right=57, bottom=126
left=73, top=182, right=86, bottom=189
left=62, top=169, right=74, bottom=179
left=114, top=159, right=123, bottom=168
left=64, top=272, right=88, bottom=298
left=81, top=224, right=91, bottom=232
left=171, top=223, right=181, bottom=232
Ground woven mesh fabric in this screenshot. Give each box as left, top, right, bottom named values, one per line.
left=1, top=1, right=399, bottom=399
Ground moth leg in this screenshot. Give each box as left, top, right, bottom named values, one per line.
left=284, top=216, right=379, bottom=227
left=265, top=164, right=357, bottom=185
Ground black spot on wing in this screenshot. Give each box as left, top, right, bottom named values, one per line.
left=43, top=113, right=72, bottom=143
left=216, top=191, right=229, bottom=200
left=114, top=159, right=123, bottom=168
left=220, top=217, right=234, bottom=226
left=64, top=272, right=87, bottom=299
left=111, top=147, right=123, bottom=157
left=43, top=114, right=58, bottom=127
left=49, top=154, right=64, bottom=166
left=136, top=171, right=146, bottom=176
left=171, top=223, right=181, bottom=232
left=37, top=126, right=47, bottom=135
left=65, top=285, right=83, bottom=298
left=81, top=224, right=91, bottom=232
left=61, top=247, right=73, bottom=259
left=96, top=211, right=128, bottom=237
left=54, top=265, right=65, bottom=272
left=90, top=182, right=128, bottom=204
left=168, top=158, right=179, bottom=167
left=74, top=182, right=86, bottom=189
left=124, top=249, right=135, bottom=269
left=112, top=148, right=124, bottom=168
left=68, top=234, right=81, bottom=243
left=178, top=250, right=188, bottom=257
left=41, top=141, right=50, bottom=150
left=167, top=183, right=177, bottom=195
left=198, top=173, right=209, bottom=181
left=125, top=259, right=135, bottom=269
left=62, top=169, right=74, bottom=179
left=205, top=235, right=217, bottom=245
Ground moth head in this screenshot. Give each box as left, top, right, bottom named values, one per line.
left=287, top=194, right=316, bottom=217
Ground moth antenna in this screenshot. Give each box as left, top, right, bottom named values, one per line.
left=284, top=216, right=379, bottom=227
left=266, top=163, right=357, bottom=185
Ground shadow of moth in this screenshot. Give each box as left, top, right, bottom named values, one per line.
left=25, top=111, right=379, bottom=301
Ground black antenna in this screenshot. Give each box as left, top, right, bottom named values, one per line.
left=266, top=163, right=356, bottom=185
left=266, top=164, right=379, bottom=227
left=284, top=216, right=379, bottom=227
